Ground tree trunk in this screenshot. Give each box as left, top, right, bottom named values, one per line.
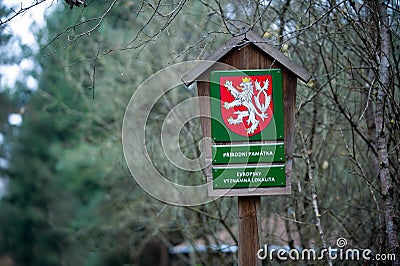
left=376, top=1, right=400, bottom=263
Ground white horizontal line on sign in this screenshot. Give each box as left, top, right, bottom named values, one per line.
left=212, top=142, right=284, bottom=148
left=212, top=164, right=285, bottom=169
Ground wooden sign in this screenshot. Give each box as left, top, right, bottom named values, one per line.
left=183, top=31, right=311, bottom=197
left=182, top=30, right=311, bottom=266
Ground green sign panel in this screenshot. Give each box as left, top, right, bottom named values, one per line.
left=208, top=69, right=286, bottom=190
left=212, top=142, right=285, bottom=165
left=212, top=165, right=286, bottom=189
left=210, top=69, right=284, bottom=142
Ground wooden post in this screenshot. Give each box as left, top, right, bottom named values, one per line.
left=238, top=196, right=261, bottom=266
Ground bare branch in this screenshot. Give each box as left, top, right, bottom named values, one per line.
left=0, top=0, right=48, bottom=27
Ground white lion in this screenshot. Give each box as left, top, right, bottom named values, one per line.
left=223, top=77, right=271, bottom=134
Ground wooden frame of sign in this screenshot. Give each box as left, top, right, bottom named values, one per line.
left=183, top=31, right=311, bottom=197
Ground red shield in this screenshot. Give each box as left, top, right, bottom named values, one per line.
left=220, top=75, right=273, bottom=137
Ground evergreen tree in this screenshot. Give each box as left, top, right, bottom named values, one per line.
left=1, top=1, right=215, bottom=264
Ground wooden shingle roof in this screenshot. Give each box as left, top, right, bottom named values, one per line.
left=182, top=30, right=311, bottom=85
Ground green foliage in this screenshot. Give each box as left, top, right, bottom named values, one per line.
left=1, top=1, right=218, bottom=264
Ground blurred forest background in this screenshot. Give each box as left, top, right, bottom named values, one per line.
left=0, top=0, right=399, bottom=265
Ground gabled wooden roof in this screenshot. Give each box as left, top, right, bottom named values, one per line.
left=182, top=30, right=311, bottom=85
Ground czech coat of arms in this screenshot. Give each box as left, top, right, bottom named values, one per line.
left=219, top=75, right=273, bottom=137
